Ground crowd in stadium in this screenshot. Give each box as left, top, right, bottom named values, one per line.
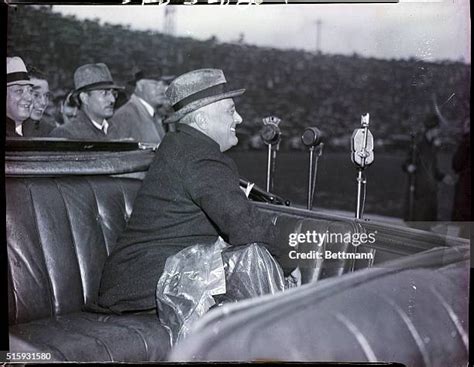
left=7, top=5, right=470, bottom=149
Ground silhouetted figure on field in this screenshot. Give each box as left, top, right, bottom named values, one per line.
left=451, top=118, right=470, bottom=225
left=403, top=114, right=453, bottom=228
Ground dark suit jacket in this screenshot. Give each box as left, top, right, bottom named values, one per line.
left=6, top=117, right=20, bottom=137
left=403, top=135, right=444, bottom=221
left=452, top=134, right=471, bottom=221
left=110, top=94, right=165, bottom=144
left=23, top=118, right=57, bottom=137
left=97, top=124, right=277, bottom=313
left=49, top=109, right=114, bottom=140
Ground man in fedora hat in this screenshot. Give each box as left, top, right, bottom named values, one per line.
left=6, top=56, right=34, bottom=137
left=110, top=69, right=174, bottom=145
left=95, top=69, right=286, bottom=315
left=50, top=63, right=123, bottom=140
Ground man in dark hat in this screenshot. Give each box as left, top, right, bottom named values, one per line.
left=96, top=69, right=285, bottom=314
left=403, top=113, right=453, bottom=224
left=50, top=63, right=123, bottom=140
left=6, top=56, right=33, bottom=137
left=110, top=69, right=174, bottom=145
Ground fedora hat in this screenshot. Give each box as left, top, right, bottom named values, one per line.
left=164, top=68, right=245, bottom=124
left=128, top=69, right=175, bottom=86
left=7, top=56, right=33, bottom=87
left=72, top=63, right=123, bottom=96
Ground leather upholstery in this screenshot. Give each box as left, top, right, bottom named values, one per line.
left=9, top=313, right=170, bottom=362
left=6, top=175, right=172, bottom=361
left=169, top=246, right=469, bottom=366
left=9, top=159, right=461, bottom=363
left=273, top=214, right=374, bottom=283
left=7, top=176, right=140, bottom=324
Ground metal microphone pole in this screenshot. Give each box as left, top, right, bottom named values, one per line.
left=260, top=116, right=282, bottom=193
left=266, top=144, right=272, bottom=192
left=307, top=146, right=314, bottom=210
left=301, top=127, right=323, bottom=210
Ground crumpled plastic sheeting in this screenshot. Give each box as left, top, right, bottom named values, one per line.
left=155, top=238, right=228, bottom=344
left=216, top=243, right=285, bottom=303
left=156, top=238, right=285, bottom=345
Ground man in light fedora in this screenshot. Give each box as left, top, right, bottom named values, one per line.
left=50, top=63, right=123, bottom=140
left=110, top=69, right=174, bottom=145
left=95, top=69, right=287, bottom=317
left=6, top=56, right=34, bottom=137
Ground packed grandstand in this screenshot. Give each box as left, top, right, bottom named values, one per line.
left=7, top=5, right=470, bottom=150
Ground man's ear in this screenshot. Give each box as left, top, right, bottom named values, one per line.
left=78, top=92, right=88, bottom=107
left=194, top=111, right=208, bottom=131
left=135, top=80, right=144, bottom=95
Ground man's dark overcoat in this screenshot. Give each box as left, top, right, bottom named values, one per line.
left=49, top=109, right=114, bottom=140
left=23, top=118, right=57, bottom=137
left=6, top=117, right=19, bottom=137
left=110, top=94, right=165, bottom=144
left=97, top=124, right=277, bottom=313
left=452, top=133, right=471, bottom=221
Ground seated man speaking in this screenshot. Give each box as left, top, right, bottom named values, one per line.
left=96, top=69, right=284, bottom=314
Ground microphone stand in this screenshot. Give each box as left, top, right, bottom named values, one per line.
left=261, top=117, right=282, bottom=193
left=301, top=127, right=324, bottom=210
left=349, top=114, right=375, bottom=271
left=307, top=146, right=314, bottom=210
left=351, top=113, right=374, bottom=220
left=308, top=143, right=323, bottom=210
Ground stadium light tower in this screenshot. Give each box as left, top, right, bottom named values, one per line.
left=164, top=6, right=176, bottom=36
left=315, top=19, right=322, bottom=53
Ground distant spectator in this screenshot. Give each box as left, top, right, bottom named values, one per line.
left=50, top=63, right=123, bottom=140
left=6, top=56, right=33, bottom=137
left=451, top=117, right=471, bottom=222
left=402, top=113, right=453, bottom=223
left=23, top=68, right=57, bottom=137
left=110, top=69, right=174, bottom=145
left=55, top=91, right=79, bottom=126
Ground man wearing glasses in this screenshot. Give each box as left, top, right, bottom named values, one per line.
left=6, top=56, right=33, bottom=137
left=23, top=68, right=57, bottom=137
left=50, top=63, right=123, bottom=140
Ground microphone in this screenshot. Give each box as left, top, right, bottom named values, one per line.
left=261, top=116, right=282, bottom=192
left=260, top=116, right=281, bottom=145
left=301, top=127, right=323, bottom=147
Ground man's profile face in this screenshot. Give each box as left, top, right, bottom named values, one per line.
left=61, top=98, right=78, bottom=124
left=7, top=84, right=33, bottom=123
left=138, top=79, right=168, bottom=108
left=203, top=98, right=243, bottom=152
left=82, top=89, right=117, bottom=121
left=30, top=78, right=50, bottom=121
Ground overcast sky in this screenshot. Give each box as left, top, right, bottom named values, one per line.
left=54, top=0, right=470, bottom=63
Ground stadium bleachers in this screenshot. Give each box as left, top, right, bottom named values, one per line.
left=7, top=6, right=470, bottom=149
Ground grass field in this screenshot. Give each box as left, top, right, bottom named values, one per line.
left=228, top=150, right=456, bottom=220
